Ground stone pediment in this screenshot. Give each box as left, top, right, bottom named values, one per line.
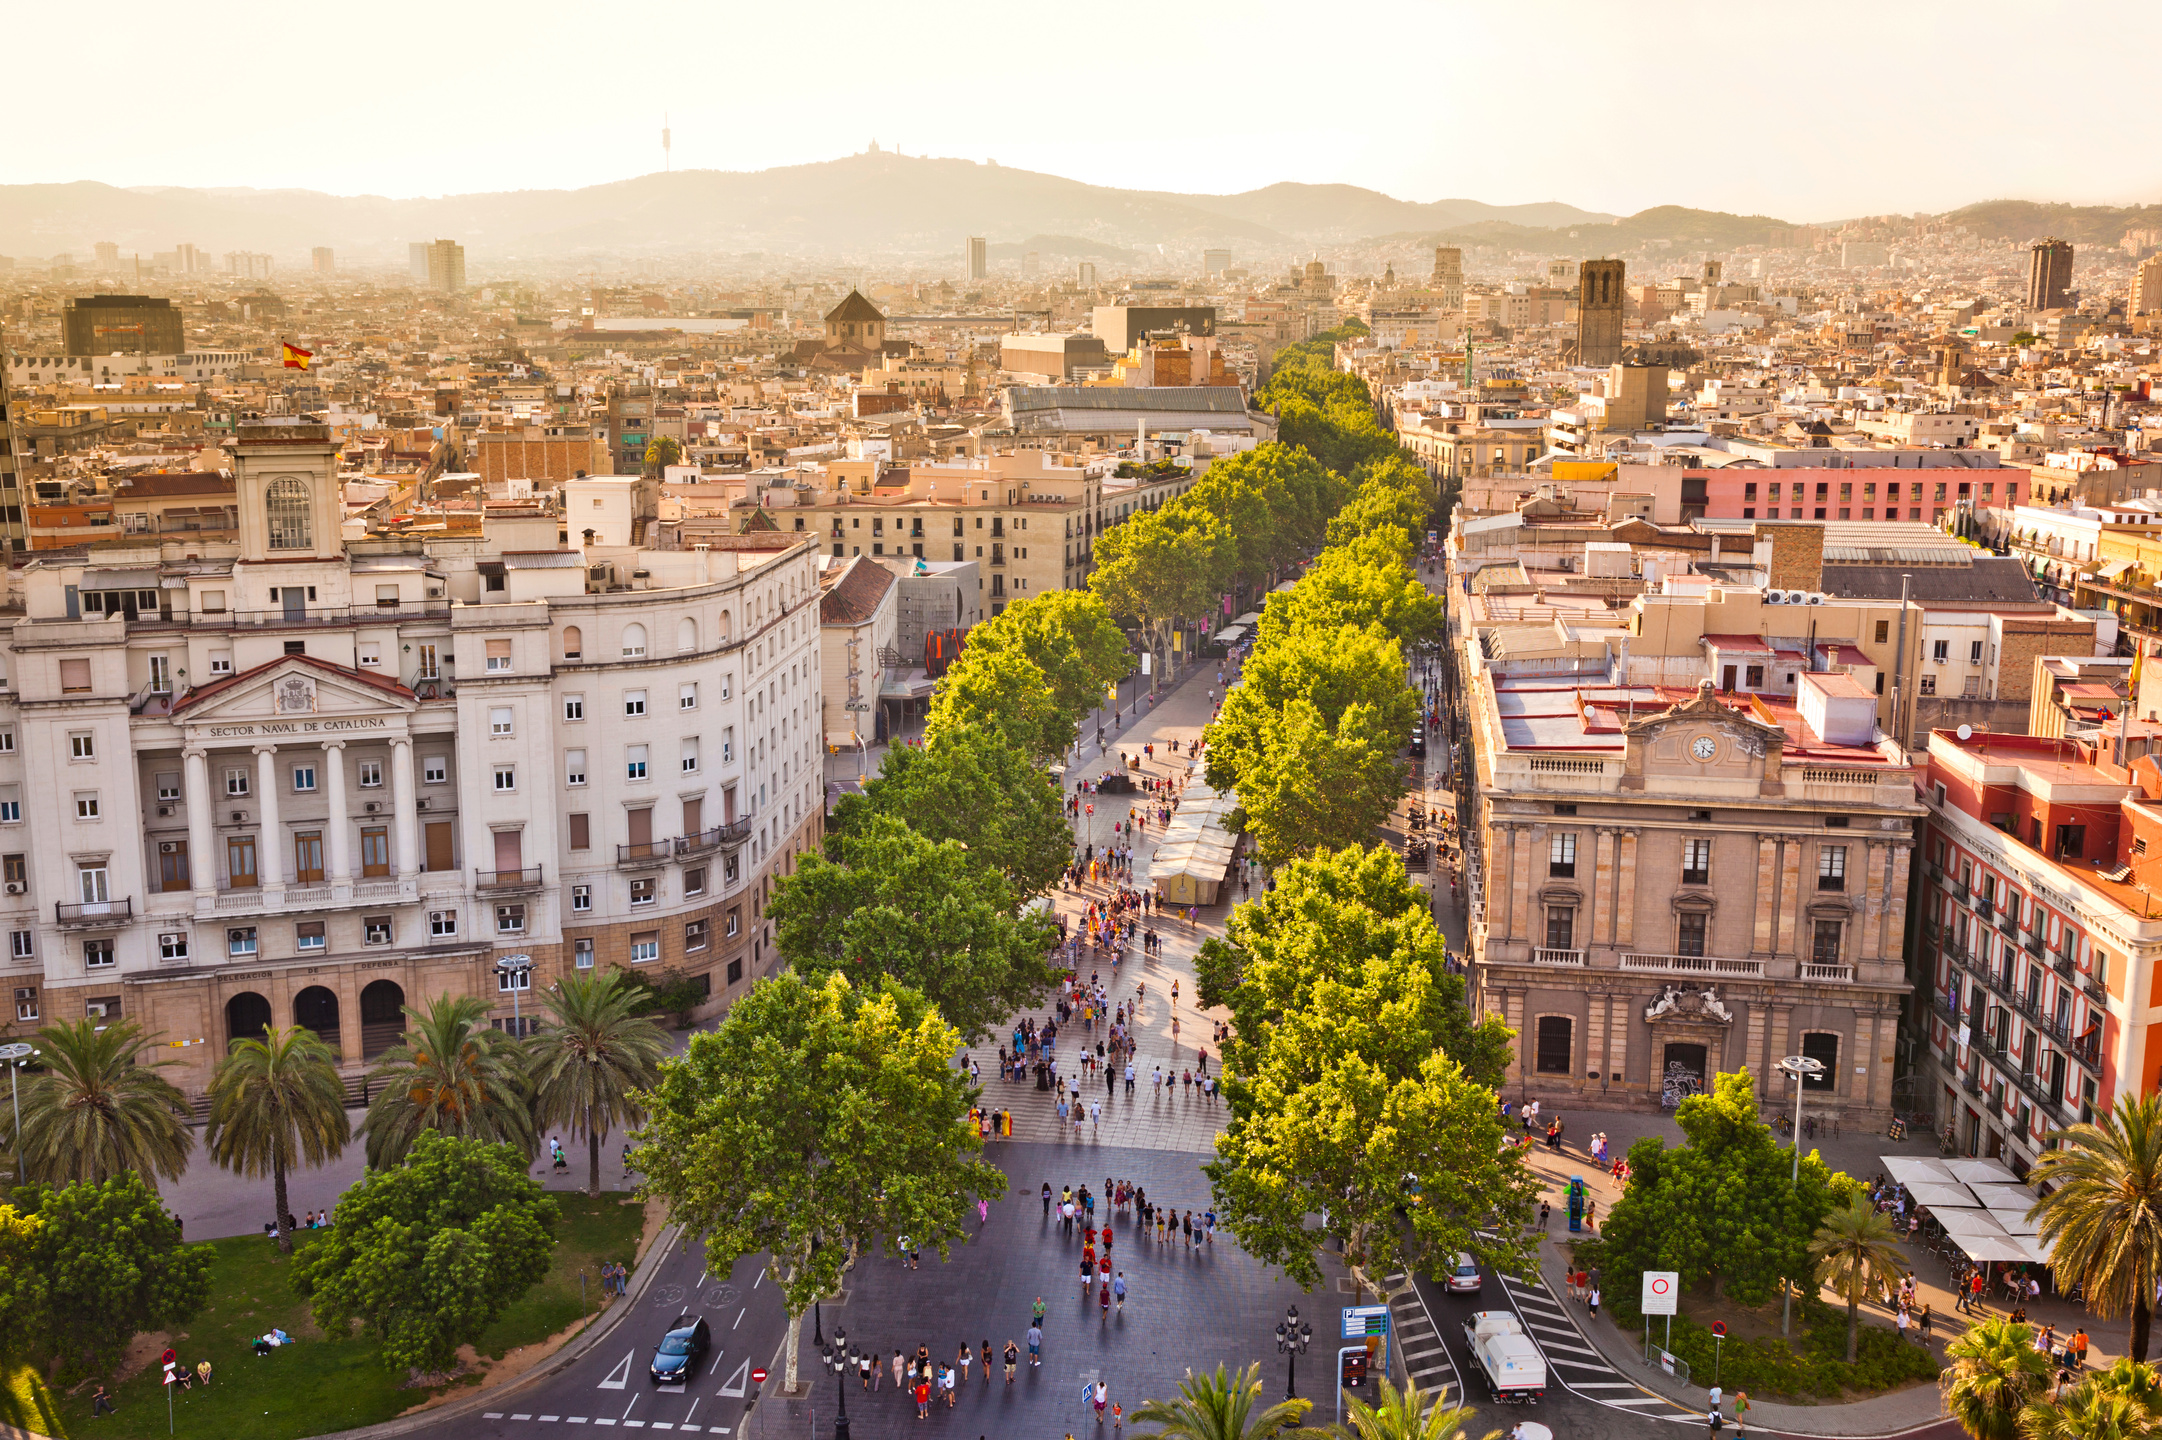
left=175, top=657, right=415, bottom=739
left=1620, top=680, right=1785, bottom=792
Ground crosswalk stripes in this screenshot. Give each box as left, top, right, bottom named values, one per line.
left=1493, top=1273, right=1700, bottom=1419
left=1383, top=1269, right=1464, bottom=1410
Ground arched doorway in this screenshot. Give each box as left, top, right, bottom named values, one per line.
left=225, top=991, right=273, bottom=1049
left=293, top=985, right=341, bottom=1052
left=359, top=980, right=407, bottom=1059
left=1659, top=1042, right=1709, bottom=1110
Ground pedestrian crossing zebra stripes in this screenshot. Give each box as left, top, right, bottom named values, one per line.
left=1383, top=1270, right=1464, bottom=1411
left=1492, top=1271, right=1702, bottom=1420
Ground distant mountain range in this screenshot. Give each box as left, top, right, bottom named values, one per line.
left=0, top=155, right=2149, bottom=268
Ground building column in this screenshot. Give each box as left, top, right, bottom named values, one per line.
left=184, top=747, right=216, bottom=904
left=1880, top=844, right=1912, bottom=965
left=1591, top=828, right=1617, bottom=948
left=1588, top=993, right=1610, bottom=1087
left=1614, top=830, right=1639, bottom=949
left=1752, top=836, right=1779, bottom=956
left=334, top=971, right=364, bottom=1067
left=390, top=738, right=420, bottom=881
left=1490, top=825, right=1515, bottom=942
left=1775, top=840, right=1805, bottom=958
left=1851, top=1012, right=1876, bottom=1110
left=1608, top=994, right=1631, bottom=1089
left=1510, top=826, right=1537, bottom=942
left=321, top=740, right=352, bottom=898
left=254, top=744, right=284, bottom=899
left=1747, top=1003, right=1769, bottom=1097
left=1850, top=834, right=1885, bottom=959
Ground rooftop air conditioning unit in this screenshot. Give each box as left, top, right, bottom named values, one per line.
left=232, top=810, right=247, bottom=824
left=416, top=799, right=428, bottom=810
left=3, top=883, right=22, bottom=896
left=1805, top=592, right=1827, bottom=605
left=365, top=801, right=380, bottom=813
left=1765, top=591, right=1786, bottom=604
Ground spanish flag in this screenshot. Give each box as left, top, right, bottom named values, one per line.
left=281, top=341, right=313, bottom=371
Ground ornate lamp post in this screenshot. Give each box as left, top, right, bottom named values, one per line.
left=1274, top=1305, right=1313, bottom=1399
left=1778, top=1053, right=1827, bottom=1336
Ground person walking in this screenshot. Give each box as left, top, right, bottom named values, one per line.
left=1004, top=1340, right=1019, bottom=1384
left=914, top=1377, right=932, bottom=1420
left=1113, top=1271, right=1127, bottom=1311
left=1094, top=1380, right=1110, bottom=1425
left=958, top=1343, right=972, bottom=1386
left=981, top=1340, right=993, bottom=1385
left=1734, top=1392, right=1751, bottom=1438
left=1043, top=1181, right=1053, bottom=1218
left=1028, top=1323, right=1044, bottom=1367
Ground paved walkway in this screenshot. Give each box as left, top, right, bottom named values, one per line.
left=968, top=664, right=1238, bottom=1157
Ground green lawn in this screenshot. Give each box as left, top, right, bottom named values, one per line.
left=38, top=1193, right=648, bottom=1440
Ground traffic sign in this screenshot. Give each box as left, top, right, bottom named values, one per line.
left=1341, top=1305, right=1389, bottom=1338
left=1641, top=1270, right=1679, bottom=1316
left=750, top=1368, right=768, bottom=1385
left=1710, top=1321, right=1727, bottom=1338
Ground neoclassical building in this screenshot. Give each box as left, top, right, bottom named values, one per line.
left=1463, top=654, right=1922, bottom=1122
left=0, top=421, right=823, bottom=1098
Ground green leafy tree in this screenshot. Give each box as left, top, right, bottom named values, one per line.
left=292, top=1132, right=558, bottom=1376
left=1222, top=698, right=1406, bottom=866
left=1207, top=847, right=1531, bottom=1291
left=1257, top=537, right=1440, bottom=650
left=2030, top=1093, right=2162, bottom=1361
left=1215, top=845, right=1511, bottom=1090
left=528, top=971, right=670, bottom=1197
left=1599, top=1070, right=1854, bottom=1311
left=0, top=1203, right=46, bottom=1363
left=632, top=972, right=1004, bottom=1389
left=1941, top=1318, right=2053, bottom=1440
left=1330, top=1377, right=1497, bottom=1440
left=12, top=1018, right=194, bottom=1191
left=1207, top=624, right=1416, bottom=791
left=205, top=1024, right=352, bottom=1254
left=1131, top=1361, right=1320, bottom=1440
left=24, top=1172, right=213, bottom=1379
left=831, top=726, right=1071, bottom=897
left=2087, top=1358, right=2162, bottom=1425
left=770, top=813, right=1059, bottom=1040
left=957, top=590, right=1131, bottom=735
left=1324, top=456, right=1435, bottom=553
left=1174, top=443, right=1337, bottom=587
left=1089, top=506, right=1232, bottom=680
left=642, top=436, right=684, bottom=475
left=361, top=993, right=536, bottom=1169
left=924, top=646, right=1070, bottom=764
left=1808, top=1195, right=1909, bottom=1361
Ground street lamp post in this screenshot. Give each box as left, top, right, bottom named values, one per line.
left=497, top=953, right=533, bottom=1036
left=1274, top=1305, right=1312, bottom=1400
left=821, top=1328, right=852, bottom=1440
left=1777, top=1053, right=1826, bottom=1336
left=0, top=1043, right=34, bottom=1183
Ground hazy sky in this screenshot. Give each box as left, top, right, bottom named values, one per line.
left=15, top=0, right=2161, bottom=222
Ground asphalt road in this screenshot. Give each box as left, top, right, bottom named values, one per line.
left=449, top=1238, right=795, bottom=1440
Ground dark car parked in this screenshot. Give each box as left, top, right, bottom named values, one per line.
left=651, top=1313, right=711, bottom=1385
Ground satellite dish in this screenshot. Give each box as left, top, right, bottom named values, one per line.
left=1957, top=724, right=1974, bottom=740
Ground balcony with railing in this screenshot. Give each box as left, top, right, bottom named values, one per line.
left=676, top=819, right=753, bottom=855
left=1619, top=951, right=1766, bottom=978
left=1800, top=961, right=1856, bottom=983
left=1530, top=948, right=1586, bottom=967
left=56, top=896, right=133, bottom=926
left=616, top=840, right=671, bottom=867
left=475, top=866, right=544, bottom=892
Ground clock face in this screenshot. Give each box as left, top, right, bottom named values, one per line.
left=1690, top=736, right=1718, bottom=762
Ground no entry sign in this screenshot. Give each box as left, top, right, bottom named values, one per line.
left=1641, top=1270, right=1679, bottom=1316
left=751, top=1368, right=767, bottom=1384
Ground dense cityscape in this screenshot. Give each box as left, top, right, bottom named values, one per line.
left=11, top=19, right=2162, bottom=1440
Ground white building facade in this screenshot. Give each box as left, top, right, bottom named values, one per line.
left=0, top=421, right=822, bottom=1097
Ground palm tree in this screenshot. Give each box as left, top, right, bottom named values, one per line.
left=2030, top=1093, right=2162, bottom=1361
left=1942, top=1318, right=2054, bottom=1440
left=205, top=1025, right=351, bottom=1253
left=2019, top=1382, right=2152, bottom=1440
left=10, top=1018, right=192, bottom=1189
left=361, top=993, right=534, bottom=1169
left=2088, top=1357, right=2162, bottom=1424
left=1131, top=1362, right=1321, bottom=1440
left=528, top=971, right=669, bottom=1196
left=1807, top=1195, right=1908, bottom=1362
left=1330, top=1378, right=1497, bottom=1440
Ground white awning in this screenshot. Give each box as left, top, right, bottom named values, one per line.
left=1968, top=1183, right=2037, bottom=1213
left=1931, top=1209, right=2007, bottom=1239
left=1908, top=1182, right=1981, bottom=1209
left=1881, top=1156, right=1959, bottom=1187
left=1215, top=626, right=1248, bottom=645
left=1943, top=1158, right=2022, bottom=1187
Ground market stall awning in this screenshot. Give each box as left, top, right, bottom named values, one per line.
left=1989, top=1209, right=2042, bottom=1237
left=1958, top=1234, right=2037, bottom=1263
left=1215, top=625, right=1248, bottom=645
left=1908, top=1182, right=1981, bottom=1209
left=1931, top=1209, right=2007, bottom=1239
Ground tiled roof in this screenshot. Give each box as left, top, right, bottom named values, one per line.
left=819, top=554, right=894, bottom=626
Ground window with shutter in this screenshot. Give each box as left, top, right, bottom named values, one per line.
left=59, top=658, right=92, bottom=693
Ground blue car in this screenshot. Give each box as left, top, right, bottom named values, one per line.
left=651, top=1314, right=710, bottom=1385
